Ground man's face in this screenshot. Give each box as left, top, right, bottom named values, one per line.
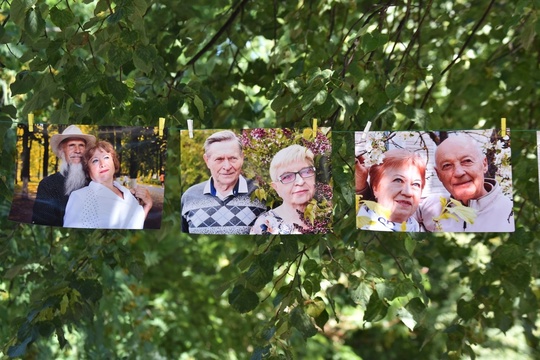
left=435, top=137, right=487, bottom=204
left=203, top=140, right=244, bottom=189
left=62, top=139, right=86, bottom=165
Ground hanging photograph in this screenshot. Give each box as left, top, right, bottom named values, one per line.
left=355, top=129, right=514, bottom=233
left=180, top=127, right=332, bottom=235
left=8, top=124, right=167, bottom=230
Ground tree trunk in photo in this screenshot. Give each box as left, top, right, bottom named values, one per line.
left=128, top=127, right=140, bottom=183
left=20, top=125, right=31, bottom=199
left=42, top=124, right=50, bottom=178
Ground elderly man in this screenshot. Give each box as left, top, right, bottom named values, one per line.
left=418, top=135, right=514, bottom=232
left=356, top=134, right=514, bottom=232
left=181, top=130, right=266, bottom=234
left=32, top=125, right=96, bottom=226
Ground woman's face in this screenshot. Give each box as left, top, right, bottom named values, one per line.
left=373, top=163, right=423, bottom=223
left=88, top=148, right=116, bottom=185
left=271, top=160, right=316, bottom=209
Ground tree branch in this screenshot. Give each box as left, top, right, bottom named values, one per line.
left=173, top=0, right=250, bottom=84
left=420, top=0, right=496, bottom=108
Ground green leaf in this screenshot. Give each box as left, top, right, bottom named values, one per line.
left=133, top=44, right=157, bottom=73
left=385, top=83, right=405, bottom=100
left=405, top=297, right=426, bottom=324
left=229, top=285, right=259, bottom=313
left=457, top=299, right=478, bottom=321
left=303, top=259, right=319, bottom=274
left=105, top=77, right=129, bottom=103
left=10, top=0, right=29, bottom=27
left=270, top=93, right=292, bottom=112
left=25, top=7, right=46, bottom=39
left=362, top=33, right=389, bottom=53
left=290, top=307, right=318, bottom=338
left=364, top=291, right=388, bottom=322
left=314, top=309, right=329, bottom=330
left=128, top=261, right=145, bottom=280
left=245, top=262, right=273, bottom=292
left=10, top=71, right=36, bottom=95
left=50, top=108, right=70, bottom=123
left=404, top=237, right=416, bottom=256
left=279, top=237, right=298, bottom=263
left=4, top=263, right=25, bottom=280
left=0, top=105, right=17, bottom=119
left=492, top=244, right=524, bottom=267
left=305, top=298, right=325, bottom=318
left=71, top=279, right=102, bottom=303
left=396, top=307, right=417, bottom=331
left=56, top=326, right=68, bottom=349
left=50, top=7, right=75, bottom=30
left=193, top=95, right=205, bottom=119
left=301, top=86, right=327, bottom=110
left=108, top=46, right=133, bottom=68
left=350, top=281, right=373, bottom=309
left=60, top=294, right=69, bottom=315
left=445, top=324, right=466, bottom=351
left=88, top=95, right=111, bottom=121
left=331, top=88, right=357, bottom=118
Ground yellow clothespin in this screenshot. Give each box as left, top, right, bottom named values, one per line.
left=312, top=118, right=317, bottom=135
left=28, top=113, right=34, bottom=133
left=500, top=117, right=506, bottom=138
left=159, top=117, right=165, bottom=137
left=187, top=119, right=194, bottom=138
left=361, top=121, right=372, bottom=139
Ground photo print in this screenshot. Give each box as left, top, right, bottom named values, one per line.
left=355, top=129, right=514, bottom=233
left=8, top=124, right=167, bottom=230
left=180, top=127, right=332, bottom=235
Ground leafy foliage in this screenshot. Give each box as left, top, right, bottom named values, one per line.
left=1, top=0, right=540, bottom=359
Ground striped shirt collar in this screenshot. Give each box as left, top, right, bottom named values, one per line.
left=204, top=175, right=248, bottom=199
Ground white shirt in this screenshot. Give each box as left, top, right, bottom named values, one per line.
left=64, top=181, right=146, bottom=229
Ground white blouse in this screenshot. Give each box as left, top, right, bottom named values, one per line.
left=357, top=205, right=420, bottom=232
left=64, top=181, right=146, bottom=229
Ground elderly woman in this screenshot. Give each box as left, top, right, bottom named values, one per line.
left=250, top=145, right=317, bottom=234
left=357, top=148, right=426, bottom=232
left=64, top=141, right=153, bottom=229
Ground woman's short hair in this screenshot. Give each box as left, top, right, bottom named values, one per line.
left=369, top=148, right=426, bottom=190
left=270, top=145, right=315, bottom=182
left=84, top=140, right=121, bottom=176
left=204, top=130, right=243, bottom=155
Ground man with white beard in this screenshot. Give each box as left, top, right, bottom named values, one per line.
left=32, top=125, right=96, bottom=226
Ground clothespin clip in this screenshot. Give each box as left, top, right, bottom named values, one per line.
left=500, top=117, right=507, bottom=138
left=159, top=117, right=165, bottom=137
left=361, top=121, right=372, bottom=139
left=187, top=119, right=194, bottom=138
left=28, top=113, right=34, bottom=133
left=312, top=118, right=317, bottom=135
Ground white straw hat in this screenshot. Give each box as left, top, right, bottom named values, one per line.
left=50, top=125, right=96, bottom=157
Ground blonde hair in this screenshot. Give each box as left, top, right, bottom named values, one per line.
left=270, top=145, right=314, bottom=182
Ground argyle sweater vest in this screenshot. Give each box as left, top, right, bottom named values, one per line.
left=181, top=179, right=267, bottom=234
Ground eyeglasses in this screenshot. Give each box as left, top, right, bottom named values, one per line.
left=278, top=166, right=316, bottom=184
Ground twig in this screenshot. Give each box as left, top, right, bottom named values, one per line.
left=420, top=0, right=496, bottom=108
left=173, top=0, right=250, bottom=83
